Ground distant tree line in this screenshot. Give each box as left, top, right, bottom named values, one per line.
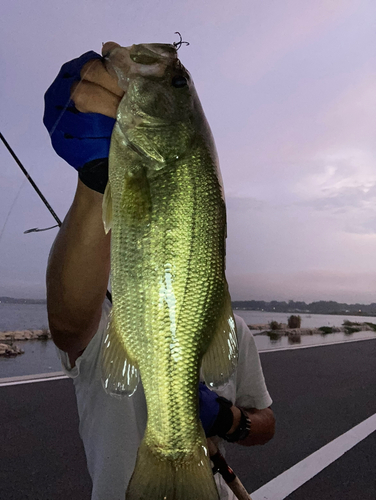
left=2, top=296, right=376, bottom=316
left=231, top=299, right=376, bottom=316
left=0, top=296, right=46, bottom=304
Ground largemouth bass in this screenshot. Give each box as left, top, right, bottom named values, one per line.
left=101, top=42, right=238, bottom=500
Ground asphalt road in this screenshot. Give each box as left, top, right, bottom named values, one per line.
left=0, top=378, right=91, bottom=500
left=225, top=338, right=376, bottom=499
left=1, top=338, right=375, bottom=500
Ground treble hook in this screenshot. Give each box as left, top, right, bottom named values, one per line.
left=173, top=32, right=190, bottom=50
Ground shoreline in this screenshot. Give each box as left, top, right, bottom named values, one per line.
left=247, top=322, right=376, bottom=336
left=0, top=330, right=51, bottom=357
left=2, top=322, right=376, bottom=357
left=0, top=329, right=51, bottom=341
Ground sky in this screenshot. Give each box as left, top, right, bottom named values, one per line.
left=1, top=0, right=375, bottom=303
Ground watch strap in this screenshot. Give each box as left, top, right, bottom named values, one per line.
left=224, top=407, right=251, bottom=443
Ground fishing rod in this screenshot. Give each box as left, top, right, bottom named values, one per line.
left=1, top=132, right=61, bottom=229
left=208, top=439, right=253, bottom=500
left=0, top=131, right=112, bottom=303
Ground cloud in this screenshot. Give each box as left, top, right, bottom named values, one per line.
left=288, top=149, right=376, bottom=234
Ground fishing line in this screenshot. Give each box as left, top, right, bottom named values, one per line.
left=0, top=178, right=27, bottom=246
left=48, top=59, right=99, bottom=139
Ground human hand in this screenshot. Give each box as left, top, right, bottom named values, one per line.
left=199, top=382, right=237, bottom=438
left=43, top=42, right=124, bottom=193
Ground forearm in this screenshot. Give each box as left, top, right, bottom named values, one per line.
left=46, top=179, right=111, bottom=354
left=228, top=406, right=275, bottom=446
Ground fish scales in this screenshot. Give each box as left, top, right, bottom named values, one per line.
left=112, top=142, right=225, bottom=449
left=101, top=42, right=238, bottom=500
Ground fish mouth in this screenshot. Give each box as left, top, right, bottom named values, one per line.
left=128, top=43, right=178, bottom=63
left=104, top=43, right=178, bottom=92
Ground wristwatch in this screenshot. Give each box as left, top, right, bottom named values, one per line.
left=224, top=407, right=251, bottom=443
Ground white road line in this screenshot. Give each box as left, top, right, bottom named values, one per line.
left=250, top=413, right=376, bottom=500
left=0, top=371, right=68, bottom=387
left=258, top=335, right=376, bottom=353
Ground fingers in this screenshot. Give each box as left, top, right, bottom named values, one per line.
left=71, top=80, right=121, bottom=118
left=70, top=42, right=125, bottom=117
left=80, top=59, right=124, bottom=97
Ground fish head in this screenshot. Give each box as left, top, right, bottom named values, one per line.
left=105, top=43, right=203, bottom=164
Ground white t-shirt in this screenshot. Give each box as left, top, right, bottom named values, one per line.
left=58, top=301, right=272, bottom=500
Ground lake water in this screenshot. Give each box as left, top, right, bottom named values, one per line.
left=0, top=340, right=62, bottom=378
left=1, top=303, right=375, bottom=378
left=0, top=302, right=61, bottom=378
left=233, top=309, right=376, bottom=328
left=234, top=310, right=376, bottom=350
left=0, top=302, right=48, bottom=331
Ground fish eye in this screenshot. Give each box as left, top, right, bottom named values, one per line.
left=171, top=76, right=188, bottom=88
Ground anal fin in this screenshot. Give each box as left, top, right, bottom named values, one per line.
left=201, top=290, right=238, bottom=389
left=101, top=310, right=139, bottom=398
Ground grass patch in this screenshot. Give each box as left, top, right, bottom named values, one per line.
left=343, top=320, right=361, bottom=326
left=318, top=326, right=333, bottom=334
left=365, top=322, right=376, bottom=331
left=344, top=326, right=361, bottom=335
left=269, top=321, right=281, bottom=331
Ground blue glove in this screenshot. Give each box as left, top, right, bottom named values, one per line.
left=43, top=51, right=116, bottom=192
left=199, top=382, right=234, bottom=438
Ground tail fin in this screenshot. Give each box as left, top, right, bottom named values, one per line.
left=126, top=436, right=219, bottom=500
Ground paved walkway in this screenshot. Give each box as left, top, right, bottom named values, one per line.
left=226, top=337, right=376, bottom=499
left=1, top=338, right=375, bottom=499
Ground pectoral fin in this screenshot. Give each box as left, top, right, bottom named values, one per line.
left=122, top=166, right=152, bottom=224
left=102, top=181, right=113, bottom=234
left=127, top=129, right=165, bottom=164
left=201, top=290, right=238, bottom=388
left=101, top=310, right=139, bottom=397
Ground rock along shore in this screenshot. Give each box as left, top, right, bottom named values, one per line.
left=0, top=329, right=51, bottom=341
left=247, top=323, right=376, bottom=335
left=0, top=329, right=52, bottom=357
left=0, top=343, right=24, bottom=357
